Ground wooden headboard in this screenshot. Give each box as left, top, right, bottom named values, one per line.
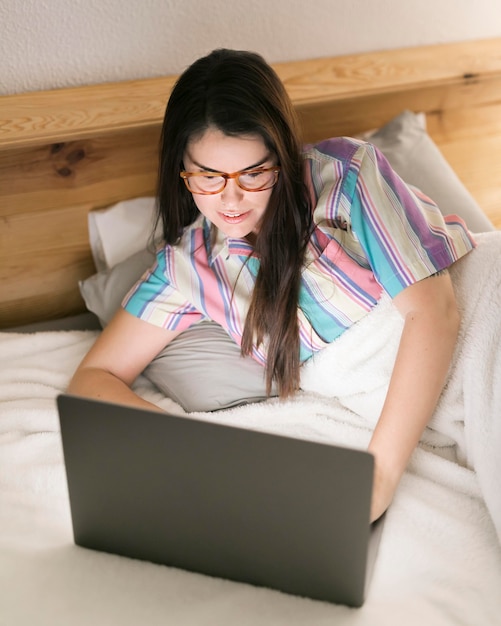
left=1, top=38, right=500, bottom=329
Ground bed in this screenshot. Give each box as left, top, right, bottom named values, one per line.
left=1, top=38, right=501, bottom=625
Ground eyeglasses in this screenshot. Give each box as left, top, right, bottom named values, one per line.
left=180, top=166, right=281, bottom=195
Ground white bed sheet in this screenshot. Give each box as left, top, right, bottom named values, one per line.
left=1, top=326, right=501, bottom=626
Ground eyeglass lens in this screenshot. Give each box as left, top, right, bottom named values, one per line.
left=186, top=169, right=277, bottom=193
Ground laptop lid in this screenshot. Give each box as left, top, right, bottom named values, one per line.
left=57, top=394, right=383, bottom=607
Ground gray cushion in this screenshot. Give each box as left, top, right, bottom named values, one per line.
left=79, top=249, right=274, bottom=412
left=144, top=321, right=271, bottom=412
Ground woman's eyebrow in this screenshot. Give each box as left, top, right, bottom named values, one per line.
left=188, top=155, right=272, bottom=173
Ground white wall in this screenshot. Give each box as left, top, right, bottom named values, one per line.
left=1, top=0, right=501, bottom=95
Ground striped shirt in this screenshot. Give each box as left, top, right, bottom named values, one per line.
left=123, top=137, right=476, bottom=364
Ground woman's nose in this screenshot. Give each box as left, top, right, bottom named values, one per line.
left=221, top=178, right=244, bottom=207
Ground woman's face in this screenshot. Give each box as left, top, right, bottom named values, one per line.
left=183, top=128, right=276, bottom=241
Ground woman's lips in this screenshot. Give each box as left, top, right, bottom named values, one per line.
left=220, top=211, right=248, bottom=224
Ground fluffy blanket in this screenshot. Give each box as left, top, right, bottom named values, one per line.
left=1, top=232, right=501, bottom=625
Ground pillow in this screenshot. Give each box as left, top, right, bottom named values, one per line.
left=79, top=248, right=156, bottom=326
left=79, top=250, right=275, bottom=412
left=144, top=321, right=273, bottom=412
left=88, top=197, right=159, bottom=272
left=365, top=111, right=495, bottom=233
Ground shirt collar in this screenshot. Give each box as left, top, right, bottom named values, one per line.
left=203, top=218, right=257, bottom=265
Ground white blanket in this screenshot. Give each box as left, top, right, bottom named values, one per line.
left=1, top=232, right=501, bottom=625
left=301, top=231, right=501, bottom=543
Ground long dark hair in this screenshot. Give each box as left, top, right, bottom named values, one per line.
left=156, top=49, right=311, bottom=397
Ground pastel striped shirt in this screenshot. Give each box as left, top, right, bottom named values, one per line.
left=123, top=137, right=476, bottom=364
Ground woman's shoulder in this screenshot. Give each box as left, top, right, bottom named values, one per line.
left=303, top=136, right=369, bottom=166
left=303, top=136, right=373, bottom=219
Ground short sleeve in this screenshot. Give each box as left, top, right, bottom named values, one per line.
left=122, top=247, right=203, bottom=331
left=345, top=142, right=476, bottom=297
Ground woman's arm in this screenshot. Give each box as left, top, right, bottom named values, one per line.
left=68, top=308, right=181, bottom=412
left=368, top=269, right=460, bottom=522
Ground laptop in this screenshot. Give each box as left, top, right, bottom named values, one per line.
left=57, top=394, right=385, bottom=607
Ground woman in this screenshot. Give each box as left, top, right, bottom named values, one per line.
left=68, top=49, right=475, bottom=522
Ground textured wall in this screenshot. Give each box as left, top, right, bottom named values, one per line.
left=1, top=0, right=501, bottom=95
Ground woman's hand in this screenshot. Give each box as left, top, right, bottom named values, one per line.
left=370, top=454, right=400, bottom=523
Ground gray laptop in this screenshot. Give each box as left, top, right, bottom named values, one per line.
left=57, top=394, right=385, bottom=607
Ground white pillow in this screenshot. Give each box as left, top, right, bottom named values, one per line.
left=88, top=197, right=160, bottom=271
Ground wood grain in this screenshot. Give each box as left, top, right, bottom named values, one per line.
left=0, top=127, right=160, bottom=216
left=0, top=203, right=96, bottom=324
left=2, top=38, right=501, bottom=148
